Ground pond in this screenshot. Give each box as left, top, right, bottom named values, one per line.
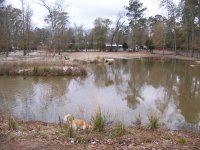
left=0, top=58, right=200, bottom=131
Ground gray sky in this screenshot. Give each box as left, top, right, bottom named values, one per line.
left=6, top=0, right=167, bottom=29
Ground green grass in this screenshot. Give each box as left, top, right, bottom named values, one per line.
left=179, top=138, right=188, bottom=144
left=8, top=117, right=17, bottom=130
left=91, top=106, right=106, bottom=132
left=111, top=122, right=126, bottom=137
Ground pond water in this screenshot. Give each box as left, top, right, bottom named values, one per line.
left=0, top=58, right=200, bottom=131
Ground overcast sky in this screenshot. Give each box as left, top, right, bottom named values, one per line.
left=6, top=0, right=168, bottom=29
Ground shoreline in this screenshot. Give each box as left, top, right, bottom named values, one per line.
left=0, top=51, right=199, bottom=77
left=0, top=115, right=199, bottom=149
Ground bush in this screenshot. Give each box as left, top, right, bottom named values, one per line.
left=123, top=42, right=128, bottom=50
left=91, top=106, right=105, bottom=132
left=112, top=122, right=126, bottom=137
left=8, top=117, right=17, bottom=130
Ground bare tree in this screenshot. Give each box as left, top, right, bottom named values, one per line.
left=110, top=12, right=125, bottom=51
left=20, top=0, right=33, bottom=56
left=37, top=0, right=69, bottom=56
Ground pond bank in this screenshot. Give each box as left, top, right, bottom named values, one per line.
left=0, top=60, right=87, bottom=76
left=0, top=115, right=199, bottom=150
left=0, top=51, right=198, bottom=76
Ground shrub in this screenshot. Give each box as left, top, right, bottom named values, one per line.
left=8, top=117, right=17, bottom=130
left=112, top=122, right=126, bottom=137
left=91, top=106, right=105, bottom=132
left=147, top=113, right=159, bottom=130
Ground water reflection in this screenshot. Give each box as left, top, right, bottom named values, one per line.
left=0, top=58, right=199, bottom=131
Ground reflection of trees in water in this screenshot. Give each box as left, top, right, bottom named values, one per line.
left=0, top=77, right=34, bottom=115
left=32, top=77, right=80, bottom=113
left=91, top=58, right=200, bottom=125
left=111, top=59, right=148, bottom=109
left=90, top=64, right=114, bottom=88
left=176, top=63, right=200, bottom=123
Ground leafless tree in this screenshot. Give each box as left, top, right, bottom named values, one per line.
left=37, top=0, right=69, bottom=56
left=110, top=12, right=125, bottom=51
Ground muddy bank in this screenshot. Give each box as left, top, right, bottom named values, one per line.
left=0, top=116, right=199, bottom=150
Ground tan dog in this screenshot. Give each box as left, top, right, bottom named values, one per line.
left=63, top=114, right=93, bottom=130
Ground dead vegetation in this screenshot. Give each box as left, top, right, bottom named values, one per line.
left=0, top=59, right=87, bottom=76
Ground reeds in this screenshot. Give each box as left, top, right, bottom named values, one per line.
left=147, top=112, right=159, bottom=130
left=112, top=122, right=126, bottom=137
left=8, top=117, right=17, bottom=130
left=91, top=106, right=106, bottom=132
left=135, top=113, right=142, bottom=128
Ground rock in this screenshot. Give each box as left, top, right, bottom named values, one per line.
left=70, top=138, right=75, bottom=144
left=15, top=131, right=22, bottom=136
left=104, top=58, right=114, bottom=65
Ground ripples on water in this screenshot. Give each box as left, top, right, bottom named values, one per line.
left=0, top=58, right=200, bottom=131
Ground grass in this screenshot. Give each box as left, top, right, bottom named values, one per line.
left=61, top=123, right=74, bottom=138
left=91, top=106, right=106, bottom=132
left=111, top=122, right=126, bottom=137
left=179, top=138, right=188, bottom=144
left=8, top=117, right=17, bottom=130
left=0, top=60, right=87, bottom=76
left=135, top=113, right=142, bottom=128
left=147, top=113, right=159, bottom=130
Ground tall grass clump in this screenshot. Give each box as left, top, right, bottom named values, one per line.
left=112, top=122, right=126, bottom=137
left=91, top=105, right=106, bottom=132
left=147, top=112, right=159, bottom=130
left=8, top=117, right=17, bottom=130
left=62, top=123, right=74, bottom=138
left=135, top=113, right=142, bottom=128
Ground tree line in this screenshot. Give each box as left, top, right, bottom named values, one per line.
left=0, top=0, right=200, bottom=57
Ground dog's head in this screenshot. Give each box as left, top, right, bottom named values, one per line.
left=86, top=123, right=93, bottom=129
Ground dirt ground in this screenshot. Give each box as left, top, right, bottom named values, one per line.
left=0, top=116, right=200, bottom=150
left=66, top=50, right=198, bottom=61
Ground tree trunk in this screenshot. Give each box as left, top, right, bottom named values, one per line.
left=174, top=23, right=177, bottom=55
left=198, top=0, right=200, bottom=28
left=110, top=34, right=115, bottom=52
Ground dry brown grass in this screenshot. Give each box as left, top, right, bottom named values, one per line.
left=0, top=59, right=87, bottom=76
